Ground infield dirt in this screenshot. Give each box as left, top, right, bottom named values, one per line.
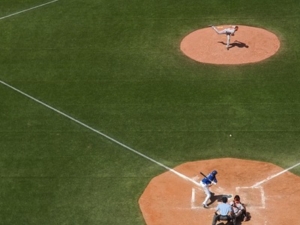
left=180, top=25, right=280, bottom=65
left=139, top=158, right=300, bottom=225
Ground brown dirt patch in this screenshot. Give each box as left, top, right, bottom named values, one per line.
left=180, top=25, right=280, bottom=65
left=139, top=158, right=300, bottom=225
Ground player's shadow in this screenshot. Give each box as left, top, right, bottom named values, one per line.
left=245, top=212, right=252, bottom=222
left=218, top=40, right=249, bottom=49
left=207, top=192, right=232, bottom=206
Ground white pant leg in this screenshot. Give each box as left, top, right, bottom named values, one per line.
left=212, top=26, right=227, bottom=34
left=226, top=34, right=231, bottom=48
left=200, top=182, right=211, bottom=204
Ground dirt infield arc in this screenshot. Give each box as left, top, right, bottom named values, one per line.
left=139, top=158, right=300, bottom=225
left=180, top=25, right=280, bottom=65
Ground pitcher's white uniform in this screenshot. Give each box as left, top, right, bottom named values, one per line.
left=211, top=25, right=238, bottom=49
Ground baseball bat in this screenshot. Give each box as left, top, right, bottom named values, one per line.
left=200, top=172, right=208, bottom=179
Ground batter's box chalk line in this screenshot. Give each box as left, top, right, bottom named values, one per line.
left=190, top=187, right=233, bottom=209
left=236, top=186, right=266, bottom=209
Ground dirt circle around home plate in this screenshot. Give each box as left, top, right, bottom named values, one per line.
left=139, top=158, right=300, bottom=225
left=180, top=25, right=280, bottom=65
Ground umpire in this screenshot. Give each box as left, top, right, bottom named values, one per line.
left=212, top=196, right=232, bottom=225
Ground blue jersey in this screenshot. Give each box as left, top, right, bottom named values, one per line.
left=201, top=173, right=217, bottom=185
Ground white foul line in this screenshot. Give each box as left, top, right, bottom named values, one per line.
left=260, top=186, right=266, bottom=209
left=0, top=0, right=58, bottom=21
left=251, top=162, right=300, bottom=188
left=0, top=80, right=200, bottom=187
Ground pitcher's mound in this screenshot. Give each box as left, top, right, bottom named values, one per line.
left=180, top=25, right=280, bottom=65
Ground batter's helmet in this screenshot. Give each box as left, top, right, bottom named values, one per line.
left=212, top=170, right=218, bottom=175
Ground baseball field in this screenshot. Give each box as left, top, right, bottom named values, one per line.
left=0, top=0, right=300, bottom=224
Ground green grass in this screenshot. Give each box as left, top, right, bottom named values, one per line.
left=0, top=0, right=300, bottom=224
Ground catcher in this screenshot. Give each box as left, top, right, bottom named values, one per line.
left=230, top=195, right=248, bottom=224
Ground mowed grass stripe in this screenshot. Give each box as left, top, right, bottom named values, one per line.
left=0, top=0, right=300, bottom=224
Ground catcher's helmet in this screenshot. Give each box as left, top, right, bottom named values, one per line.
left=212, top=170, right=218, bottom=175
